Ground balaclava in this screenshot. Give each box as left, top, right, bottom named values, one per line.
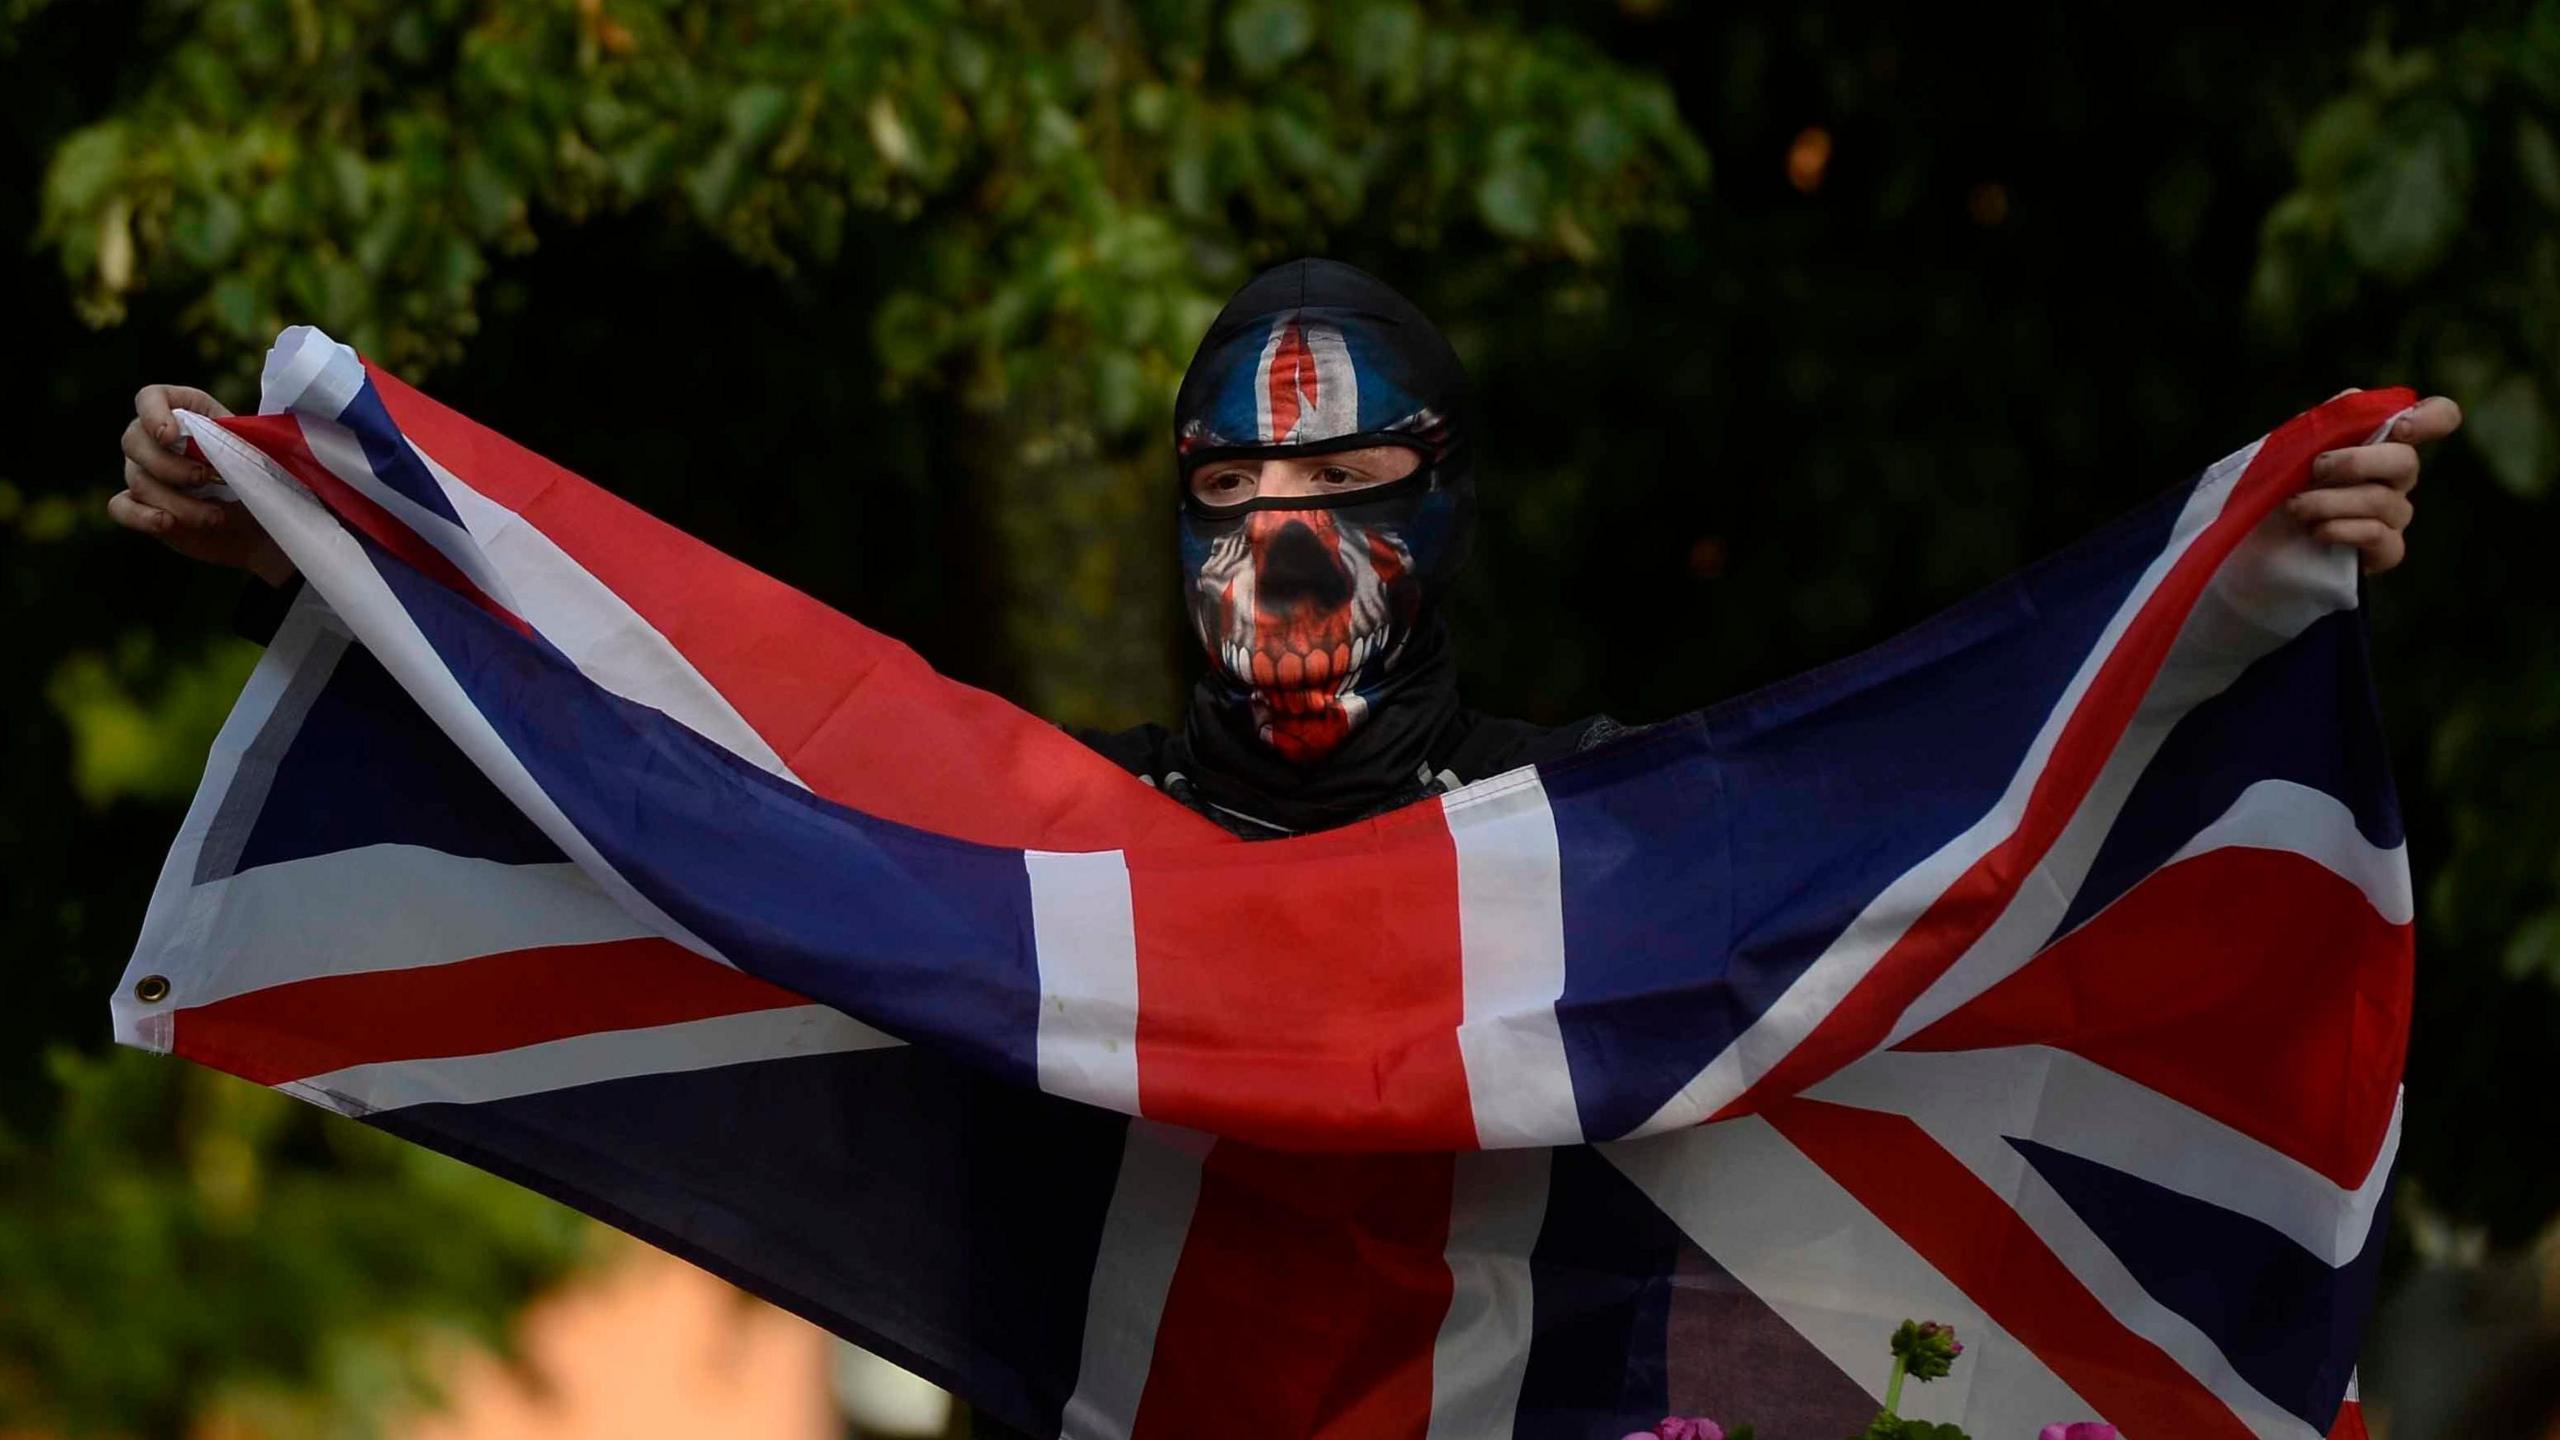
left=1168, top=258, right=1476, bottom=828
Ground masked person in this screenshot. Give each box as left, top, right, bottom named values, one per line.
left=110, top=259, right=2456, bottom=842
left=1072, top=258, right=1631, bottom=837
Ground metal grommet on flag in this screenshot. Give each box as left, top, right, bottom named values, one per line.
left=133, top=975, right=170, bottom=1004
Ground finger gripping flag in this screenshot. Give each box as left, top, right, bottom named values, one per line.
left=118, top=327, right=2412, bottom=1439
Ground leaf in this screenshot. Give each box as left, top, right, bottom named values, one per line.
left=1167, top=119, right=1215, bottom=217
left=209, top=272, right=265, bottom=339
left=2519, top=116, right=2560, bottom=208
left=725, top=82, right=792, bottom=151
left=1346, top=1, right=1421, bottom=88
left=43, top=122, right=127, bottom=215
left=2296, top=94, right=2379, bottom=185
left=2147, top=156, right=2213, bottom=255
left=170, top=191, right=246, bottom=268
left=456, top=148, right=518, bottom=238
left=1093, top=348, right=1144, bottom=434
left=2503, top=909, right=2560, bottom=984
left=2340, top=105, right=2472, bottom=279
left=867, top=95, right=917, bottom=171
left=1853, top=1412, right=1973, bottom=1439
left=1225, top=0, right=1314, bottom=79
left=2519, top=0, right=2560, bottom=103
left=1125, top=81, right=1171, bottom=134
left=685, top=142, right=745, bottom=221
left=2468, top=374, right=2558, bottom=498
left=871, top=289, right=950, bottom=380
left=2431, top=328, right=2507, bottom=401
left=1476, top=130, right=1552, bottom=240
left=46, top=641, right=262, bottom=807
left=1572, top=105, right=1635, bottom=171
left=1262, top=105, right=1338, bottom=177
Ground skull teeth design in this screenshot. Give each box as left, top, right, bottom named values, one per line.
left=1190, top=507, right=1413, bottom=761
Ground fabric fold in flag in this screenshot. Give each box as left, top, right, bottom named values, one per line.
left=117, top=325, right=2413, bottom=1438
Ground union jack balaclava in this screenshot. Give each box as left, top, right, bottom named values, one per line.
left=1172, top=258, right=1476, bottom=769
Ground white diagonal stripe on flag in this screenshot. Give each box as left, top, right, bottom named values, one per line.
left=282, top=1004, right=900, bottom=1116
left=1059, top=1122, right=1211, bottom=1440
left=1604, top=1117, right=2102, bottom=1436
left=415, top=440, right=803, bottom=784
left=1630, top=437, right=2271, bottom=1137
left=1807, top=1046, right=2398, bottom=1269
left=1425, top=1148, right=1551, bottom=1440
left=1877, top=507, right=2367, bottom=1051
left=1445, top=771, right=1581, bottom=1148
left=1029, top=848, right=1143, bottom=1115
left=297, top=412, right=523, bottom=617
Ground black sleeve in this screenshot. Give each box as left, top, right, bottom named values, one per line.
left=229, top=574, right=305, bottom=646
left=1569, top=714, right=1642, bottom=753
left=1062, top=721, right=1175, bottom=782
left=1444, top=710, right=1642, bottom=782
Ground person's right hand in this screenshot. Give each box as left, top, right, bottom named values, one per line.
left=111, top=384, right=296, bottom=586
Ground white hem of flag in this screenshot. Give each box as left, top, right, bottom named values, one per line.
left=114, top=587, right=337, bottom=1051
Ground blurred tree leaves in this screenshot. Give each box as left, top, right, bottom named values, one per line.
left=0, top=1049, right=593, bottom=1439
left=46, top=634, right=259, bottom=808
left=34, top=0, right=1707, bottom=724
left=2254, top=16, right=2560, bottom=500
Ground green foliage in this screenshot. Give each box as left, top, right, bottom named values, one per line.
left=1855, top=1421, right=1968, bottom=1440
left=2428, top=635, right=2560, bottom=993
left=2253, top=14, right=2560, bottom=501
left=47, top=633, right=259, bottom=807
left=37, top=0, right=1705, bottom=726
left=0, top=1049, right=593, bottom=1438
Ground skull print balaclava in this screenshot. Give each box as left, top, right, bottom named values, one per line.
left=1168, top=258, right=1475, bottom=827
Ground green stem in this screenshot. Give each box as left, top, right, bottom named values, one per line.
left=1883, top=1354, right=1908, bottom=1417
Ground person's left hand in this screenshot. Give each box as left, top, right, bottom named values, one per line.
left=2286, top=391, right=2462, bottom=575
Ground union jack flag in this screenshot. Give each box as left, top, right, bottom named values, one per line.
left=119, top=327, right=2411, bottom=1438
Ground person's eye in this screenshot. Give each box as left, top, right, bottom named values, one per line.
left=1318, top=467, right=1359, bottom=486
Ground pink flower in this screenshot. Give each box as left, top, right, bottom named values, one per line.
left=1623, top=1419, right=1722, bottom=1440
left=2039, top=1425, right=2119, bottom=1440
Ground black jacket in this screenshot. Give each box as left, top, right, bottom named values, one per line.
left=1071, top=710, right=1628, bottom=839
